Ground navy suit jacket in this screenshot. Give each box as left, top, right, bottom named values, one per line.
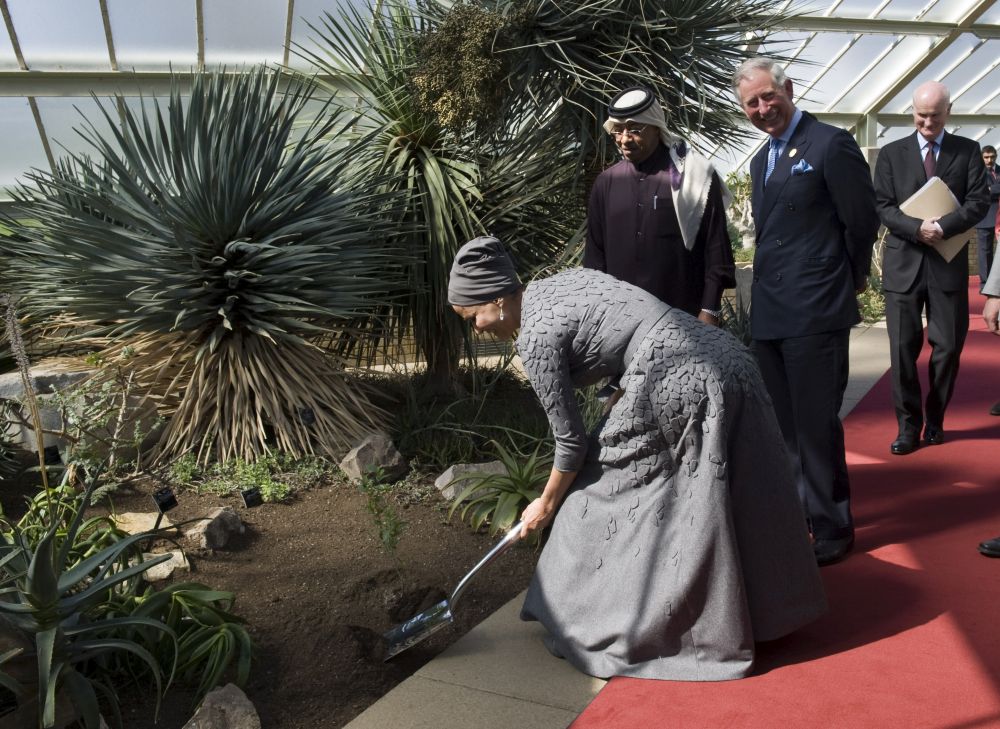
left=874, top=131, right=989, bottom=293
left=750, top=112, right=879, bottom=340
left=974, top=163, right=1000, bottom=229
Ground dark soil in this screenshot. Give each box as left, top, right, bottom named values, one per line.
left=3, top=473, right=539, bottom=728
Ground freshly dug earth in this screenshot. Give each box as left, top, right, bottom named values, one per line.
left=30, top=478, right=539, bottom=728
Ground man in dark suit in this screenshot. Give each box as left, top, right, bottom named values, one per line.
left=974, top=145, right=1000, bottom=288
left=874, top=81, right=989, bottom=455
left=733, top=57, right=879, bottom=566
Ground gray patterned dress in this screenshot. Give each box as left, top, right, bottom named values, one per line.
left=517, top=268, right=826, bottom=681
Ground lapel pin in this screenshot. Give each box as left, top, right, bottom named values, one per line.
left=789, top=148, right=798, bottom=158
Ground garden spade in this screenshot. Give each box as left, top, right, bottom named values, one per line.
left=383, top=521, right=524, bottom=660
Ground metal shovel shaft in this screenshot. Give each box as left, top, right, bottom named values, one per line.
left=383, top=521, right=523, bottom=660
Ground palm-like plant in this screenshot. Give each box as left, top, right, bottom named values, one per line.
left=418, top=0, right=794, bottom=167
left=1, top=67, right=406, bottom=464
left=296, top=2, right=582, bottom=393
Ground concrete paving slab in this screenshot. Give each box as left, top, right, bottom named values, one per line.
left=842, top=323, right=890, bottom=418
left=343, top=675, right=578, bottom=729
left=416, top=591, right=605, bottom=713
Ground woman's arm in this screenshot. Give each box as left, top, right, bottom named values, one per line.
left=519, top=467, right=579, bottom=538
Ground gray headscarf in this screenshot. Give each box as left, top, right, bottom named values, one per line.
left=447, top=236, right=522, bottom=306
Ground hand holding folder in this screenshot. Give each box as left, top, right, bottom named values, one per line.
left=898, top=177, right=970, bottom=263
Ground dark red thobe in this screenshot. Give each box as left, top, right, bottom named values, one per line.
left=584, top=144, right=735, bottom=316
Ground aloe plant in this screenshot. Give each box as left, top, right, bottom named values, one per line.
left=103, top=582, right=252, bottom=706
left=1, top=67, right=406, bottom=465
left=448, top=440, right=551, bottom=535
left=0, top=480, right=174, bottom=729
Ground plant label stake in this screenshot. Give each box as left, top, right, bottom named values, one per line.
left=383, top=521, right=523, bottom=660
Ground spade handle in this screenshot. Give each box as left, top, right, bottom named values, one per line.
left=448, top=521, right=523, bottom=610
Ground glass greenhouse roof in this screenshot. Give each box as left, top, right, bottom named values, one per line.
left=712, top=0, right=1000, bottom=172
left=1, top=0, right=1000, bottom=194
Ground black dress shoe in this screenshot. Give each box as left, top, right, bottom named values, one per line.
left=890, top=435, right=918, bottom=455
left=923, top=425, right=944, bottom=445
left=991, top=401, right=1000, bottom=417
left=814, top=534, right=855, bottom=566
left=979, top=536, right=1000, bottom=558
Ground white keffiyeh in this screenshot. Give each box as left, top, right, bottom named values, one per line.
left=604, top=102, right=731, bottom=251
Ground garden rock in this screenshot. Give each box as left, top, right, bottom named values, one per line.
left=182, top=683, right=260, bottom=729
left=435, top=461, right=506, bottom=501
left=185, top=507, right=244, bottom=550
left=0, top=363, right=93, bottom=453
left=113, top=511, right=174, bottom=535
left=143, top=550, right=190, bottom=581
left=339, top=431, right=407, bottom=483
left=4, top=393, right=68, bottom=453
left=0, top=361, right=162, bottom=462
left=0, top=361, right=92, bottom=401
left=735, top=263, right=753, bottom=310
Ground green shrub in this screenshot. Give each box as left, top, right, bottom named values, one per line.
left=858, top=272, right=886, bottom=323
left=168, top=454, right=200, bottom=485
left=357, top=467, right=406, bottom=555
left=0, top=295, right=250, bottom=724
left=171, top=453, right=334, bottom=502
left=2, top=68, right=405, bottom=466
left=0, top=398, right=20, bottom=482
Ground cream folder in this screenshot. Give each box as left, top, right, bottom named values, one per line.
left=898, top=176, right=971, bottom=263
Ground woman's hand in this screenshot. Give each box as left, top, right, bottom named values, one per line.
left=984, top=296, right=1000, bottom=334
left=519, top=497, right=557, bottom=538
left=518, top=467, right=579, bottom=539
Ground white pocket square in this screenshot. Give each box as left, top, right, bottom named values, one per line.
left=791, top=159, right=814, bottom=175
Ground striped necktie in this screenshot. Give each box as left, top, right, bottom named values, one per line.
left=765, top=139, right=782, bottom=184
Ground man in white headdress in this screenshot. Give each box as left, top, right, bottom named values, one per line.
left=584, top=86, right=735, bottom=324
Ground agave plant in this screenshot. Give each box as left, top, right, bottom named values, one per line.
left=719, top=295, right=752, bottom=347
left=296, top=2, right=582, bottom=393
left=1, top=67, right=406, bottom=464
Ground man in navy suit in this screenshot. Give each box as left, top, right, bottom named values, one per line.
left=734, top=57, right=879, bottom=566
left=874, top=81, right=988, bottom=456
left=974, top=145, right=1000, bottom=289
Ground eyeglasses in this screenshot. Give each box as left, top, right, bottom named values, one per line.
left=610, top=127, right=646, bottom=140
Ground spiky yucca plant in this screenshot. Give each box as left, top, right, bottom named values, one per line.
left=1, top=68, right=405, bottom=464
left=297, top=2, right=582, bottom=393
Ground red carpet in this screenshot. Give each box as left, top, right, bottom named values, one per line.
left=572, top=279, right=1000, bottom=729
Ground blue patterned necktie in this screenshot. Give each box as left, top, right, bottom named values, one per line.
left=765, top=139, right=782, bottom=184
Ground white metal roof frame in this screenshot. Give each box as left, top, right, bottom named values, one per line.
left=1, top=0, right=1000, bottom=188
